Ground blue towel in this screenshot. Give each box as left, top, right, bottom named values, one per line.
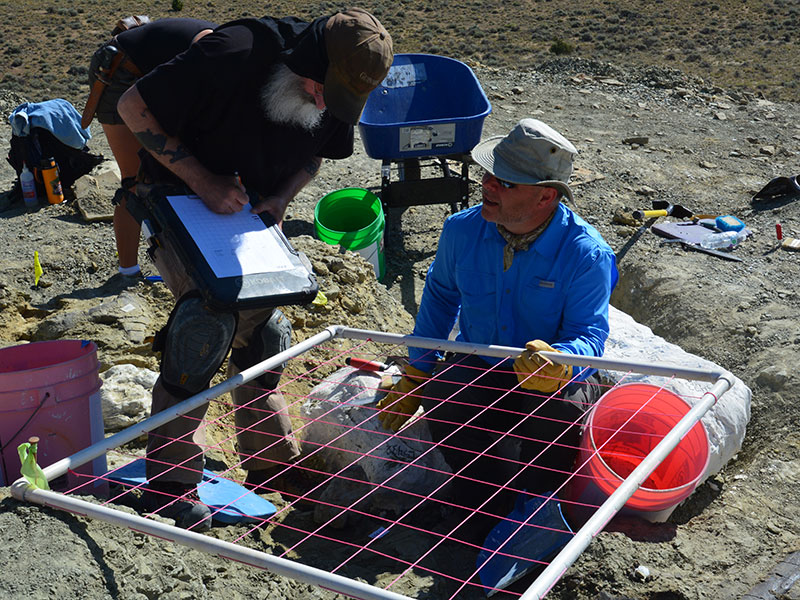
left=9, top=98, right=91, bottom=149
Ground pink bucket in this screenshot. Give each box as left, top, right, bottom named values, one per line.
left=565, top=383, right=709, bottom=523
left=0, top=340, right=106, bottom=493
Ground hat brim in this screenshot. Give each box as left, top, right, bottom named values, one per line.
left=471, top=136, right=574, bottom=203
left=324, top=66, right=368, bottom=126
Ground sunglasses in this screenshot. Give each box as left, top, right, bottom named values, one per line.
left=492, top=174, right=516, bottom=189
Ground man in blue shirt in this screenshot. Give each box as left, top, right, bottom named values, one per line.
left=377, top=118, right=617, bottom=538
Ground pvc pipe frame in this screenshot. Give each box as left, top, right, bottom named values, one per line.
left=11, top=326, right=735, bottom=600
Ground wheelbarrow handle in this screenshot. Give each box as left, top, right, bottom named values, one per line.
left=632, top=209, right=669, bottom=220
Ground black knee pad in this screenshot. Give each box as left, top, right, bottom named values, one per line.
left=229, top=309, right=292, bottom=390
left=111, top=176, right=138, bottom=206
left=158, top=293, right=237, bottom=398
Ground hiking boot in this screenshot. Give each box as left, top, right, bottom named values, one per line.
left=100, top=271, right=144, bottom=293
left=142, top=481, right=212, bottom=531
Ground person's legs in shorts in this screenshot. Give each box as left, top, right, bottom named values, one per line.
left=90, top=46, right=143, bottom=273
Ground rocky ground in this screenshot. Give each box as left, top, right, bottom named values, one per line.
left=1, top=3, right=800, bottom=600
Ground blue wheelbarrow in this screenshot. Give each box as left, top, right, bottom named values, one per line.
left=358, top=53, right=492, bottom=214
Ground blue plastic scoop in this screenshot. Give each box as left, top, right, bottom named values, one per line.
left=108, top=458, right=277, bottom=525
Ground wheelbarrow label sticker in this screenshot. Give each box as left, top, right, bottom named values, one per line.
left=400, top=124, right=456, bottom=152
left=383, top=63, right=427, bottom=88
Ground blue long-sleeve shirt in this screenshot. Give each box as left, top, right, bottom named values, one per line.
left=408, top=203, right=617, bottom=378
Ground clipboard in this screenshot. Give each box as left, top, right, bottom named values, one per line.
left=135, top=185, right=318, bottom=311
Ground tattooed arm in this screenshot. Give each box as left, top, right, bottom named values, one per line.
left=117, top=85, right=247, bottom=214
left=250, top=155, right=322, bottom=227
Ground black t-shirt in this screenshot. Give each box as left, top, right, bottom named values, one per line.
left=135, top=17, right=353, bottom=197
left=116, top=18, right=218, bottom=74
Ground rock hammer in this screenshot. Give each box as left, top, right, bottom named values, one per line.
left=633, top=199, right=694, bottom=220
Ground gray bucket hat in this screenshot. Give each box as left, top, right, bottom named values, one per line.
left=471, top=118, right=577, bottom=202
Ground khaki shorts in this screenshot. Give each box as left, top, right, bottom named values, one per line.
left=88, top=42, right=140, bottom=125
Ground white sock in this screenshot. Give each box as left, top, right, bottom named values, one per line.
left=118, top=264, right=141, bottom=276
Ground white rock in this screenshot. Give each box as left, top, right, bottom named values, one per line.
left=90, top=160, right=121, bottom=187
left=100, top=364, right=157, bottom=432
left=604, top=306, right=751, bottom=480
left=301, top=366, right=452, bottom=517
left=72, top=160, right=120, bottom=198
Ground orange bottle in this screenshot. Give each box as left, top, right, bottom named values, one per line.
left=41, top=157, right=65, bottom=204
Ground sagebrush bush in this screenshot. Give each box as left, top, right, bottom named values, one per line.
left=550, top=38, right=574, bottom=55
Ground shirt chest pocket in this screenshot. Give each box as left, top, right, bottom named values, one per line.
left=522, top=279, right=565, bottom=320
left=456, top=269, right=496, bottom=312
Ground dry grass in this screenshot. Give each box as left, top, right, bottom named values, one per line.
left=3, top=0, right=799, bottom=109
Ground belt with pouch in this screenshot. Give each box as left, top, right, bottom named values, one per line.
left=81, top=43, right=143, bottom=129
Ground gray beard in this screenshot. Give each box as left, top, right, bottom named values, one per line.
left=260, top=64, right=325, bottom=131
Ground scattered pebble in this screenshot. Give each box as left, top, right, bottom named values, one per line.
left=634, top=565, right=651, bottom=581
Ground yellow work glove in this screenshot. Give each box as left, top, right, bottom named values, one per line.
left=376, top=364, right=430, bottom=432
left=513, top=340, right=571, bottom=394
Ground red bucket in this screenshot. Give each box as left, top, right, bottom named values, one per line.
left=0, top=340, right=107, bottom=493
left=566, top=383, right=709, bottom=523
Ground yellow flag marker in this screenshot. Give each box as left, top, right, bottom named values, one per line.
left=34, top=251, right=43, bottom=286
left=18, top=437, right=50, bottom=490
left=312, top=290, right=328, bottom=306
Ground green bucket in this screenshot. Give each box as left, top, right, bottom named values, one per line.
left=314, top=187, right=385, bottom=280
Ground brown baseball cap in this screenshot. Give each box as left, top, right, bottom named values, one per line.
left=324, top=8, right=393, bottom=125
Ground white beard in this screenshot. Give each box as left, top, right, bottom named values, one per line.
left=260, top=64, right=325, bottom=131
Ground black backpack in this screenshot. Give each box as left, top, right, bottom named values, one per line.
left=7, top=126, right=104, bottom=200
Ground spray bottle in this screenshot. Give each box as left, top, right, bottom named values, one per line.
left=20, top=161, right=38, bottom=210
